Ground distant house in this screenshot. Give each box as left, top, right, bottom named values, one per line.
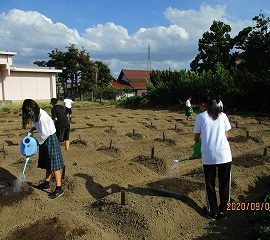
left=111, top=69, right=151, bottom=98
left=0, top=51, right=62, bottom=102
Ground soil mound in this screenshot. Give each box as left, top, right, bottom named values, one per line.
left=5, top=217, right=87, bottom=240
left=0, top=167, right=33, bottom=206
left=91, top=198, right=149, bottom=240
left=133, top=155, right=167, bottom=174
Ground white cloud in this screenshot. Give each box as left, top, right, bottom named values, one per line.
left=0, top=5, right=252, bottom=77
left=0, top=9, right=98, bottom=55
left=133, top=25, right=189, bottom=50
left=165, top=4, right=227, bottom=40
left=83, top=22, right=131, bottom=52
left=165, top=4, right=251, bottom=38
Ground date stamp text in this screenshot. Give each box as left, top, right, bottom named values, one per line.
left=227, top=202, right=270, bottom=211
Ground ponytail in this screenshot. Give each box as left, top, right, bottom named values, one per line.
left=199, top=95, right=221, bottom=120
left=208, top=98, right=221, bottom=120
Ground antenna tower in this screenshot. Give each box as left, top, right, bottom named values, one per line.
left=147, top=43, right=151, bottom=70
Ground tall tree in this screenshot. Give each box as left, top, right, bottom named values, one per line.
left=234, top=12, right=270, bottom=75
left=78, top=50, right=95, bottom=98
left=190, top=21, right=235, bottom=73
left=94, top=61, right=112, bottom=87
left=34, top=49, right=67, bottom=96
left=34, top=44, right=112, bottom=99
left=64, top=44, right=80, bottom=98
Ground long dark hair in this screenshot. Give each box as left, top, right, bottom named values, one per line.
left=200, top=96, right=221, bottom=120
left=22, top=99, right=40, bottom=129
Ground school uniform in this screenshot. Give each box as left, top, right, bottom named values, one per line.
left=194, top=110, right=232, bottom=215
left=34, top=109, right=64, bottom=171
left=185, top=99, right=192, bottom=116
left=217, top=100, right=224, bottom=112
left=64, top=98, right=74, bottom=115
left=51, top=104, right=70, bottom=143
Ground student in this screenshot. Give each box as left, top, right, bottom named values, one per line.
left=63, top=97, right=74, bottom=122
left=216, top=96, right=224, bottom=112
left=50, top=98, right=70, bottom=150
left=193, top=96, right=232, bottom=220
left=185, top=96, right=192, bottom=120
left=22, top=99, right=64, bottom=199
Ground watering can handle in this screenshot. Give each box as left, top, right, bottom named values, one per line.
left=27, top=132, right=32, bottom=137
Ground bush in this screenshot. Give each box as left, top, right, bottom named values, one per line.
left=117, top=96, right=146, bottom=108
left=0, top=107, right=11, bottom=113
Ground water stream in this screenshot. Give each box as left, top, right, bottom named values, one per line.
left=7, top=158, right=30, bottom=196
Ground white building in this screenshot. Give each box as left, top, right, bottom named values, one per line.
left=0, top=51, right=62, bottom=102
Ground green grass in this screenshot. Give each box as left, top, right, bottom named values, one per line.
left=0, top=107, right=11, bottom=113
left=1, top=100, right=117, bottom=113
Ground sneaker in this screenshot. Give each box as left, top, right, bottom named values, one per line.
left=205, top=211, right=217, bottom=221
left=37, top=181, right=50, bottom=190
left=48, top=188, right=64, bottom=199
left=217, top=211, right=228, bottom=220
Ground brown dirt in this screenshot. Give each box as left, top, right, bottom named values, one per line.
left=0, top=106, right=270, bottom=240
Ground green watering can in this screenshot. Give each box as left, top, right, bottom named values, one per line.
left=174, top=140, right=201, bottom=163
left=187, top=107, right=193, bottom=115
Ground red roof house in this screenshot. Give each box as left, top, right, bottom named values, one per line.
left=111, top=69, right=151, bottom=96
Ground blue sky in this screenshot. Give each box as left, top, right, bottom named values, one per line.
left=1, top=0, right=269, bottom=76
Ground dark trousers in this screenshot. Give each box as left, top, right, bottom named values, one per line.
left=203, top=162, right=231, bottom=214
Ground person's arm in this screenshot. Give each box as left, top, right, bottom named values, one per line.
left=224, top=114, right=231, bottom=139
left=193, top=114, right=201, bottom=143
left=51, top=108, right=58, bottom=123
left=29, top=127, right=36, bottom=134
left=52, top=117, right=58, bottom=123
left=194, top=133, right=200, bottom=143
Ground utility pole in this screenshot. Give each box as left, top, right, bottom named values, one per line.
left=147, top=43, right=151, bottom=70
left=93, top=63, right=98, bottom=100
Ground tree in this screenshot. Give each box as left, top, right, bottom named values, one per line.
left=34, top=44, right=113, bottom=100
left=190, top=21, right=235, bottom=73
left=93, top=61, right=113, bottom=101
left=34, top=48, right=68, bottom=96
left=94, top=61, right=112, bottom=87
left=234, top=12, right=270, bottom=75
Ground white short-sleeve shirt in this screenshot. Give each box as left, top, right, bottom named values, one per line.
left=217, top=100, right=223, bottom=111
left=194, top=111, right=232, bottom=165
left=186, top=99, right=191, bottom=107
left=34, top=109, right=56, bottom=144
left=64, top=99, right=74, bottom=109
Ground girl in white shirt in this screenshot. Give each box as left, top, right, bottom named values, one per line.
left=216, top=96, right=224, bottom=112
left=185, top=96, right=192, bottom=120
left=194, top=96, right=232, bottom=220
left=64, top=98, right=74, bottom=122
left=22, top=99, right=64, bottom=199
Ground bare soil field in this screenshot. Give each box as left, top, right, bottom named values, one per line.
left=0, top=105, right=270, bottom=240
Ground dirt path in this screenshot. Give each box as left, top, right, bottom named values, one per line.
left=0, top=106, right=269, bottom=239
